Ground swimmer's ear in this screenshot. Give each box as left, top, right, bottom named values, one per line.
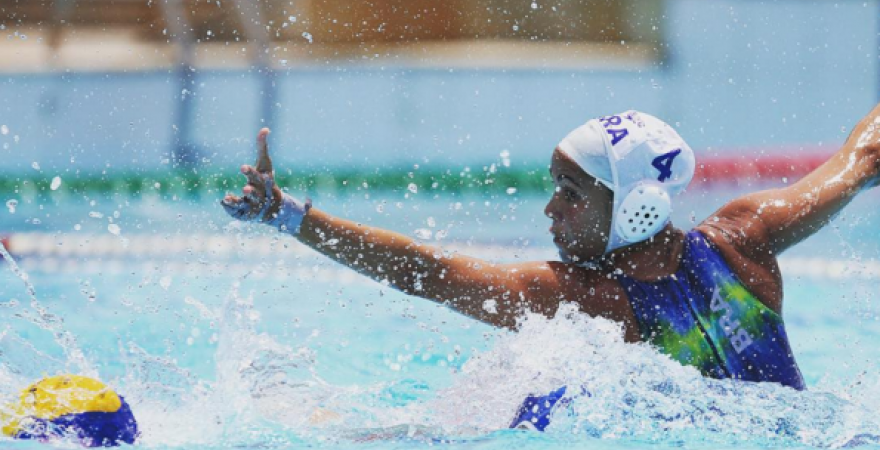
left=255, top=127, right=273, bottom=174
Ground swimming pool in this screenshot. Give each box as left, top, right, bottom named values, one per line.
left=1, top=181, right=880, bottom=449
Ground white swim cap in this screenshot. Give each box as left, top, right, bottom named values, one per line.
left=557, top=111, right=695, bottom=253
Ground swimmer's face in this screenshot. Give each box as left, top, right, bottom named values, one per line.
left=545, top=148, right=614, bottom=263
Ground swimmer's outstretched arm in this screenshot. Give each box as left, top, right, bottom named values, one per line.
left=704, top=102, right=880, bottom=261
left=294, top=208, right=631, bottom=332
left=222, top=130, right=630, bottom=331
left=298, top=208, right=545, bottom=327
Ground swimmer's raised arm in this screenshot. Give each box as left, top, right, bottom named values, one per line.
left=221, top=130, right=628, bottom=330
left=702, top=102, right=880, bottom=259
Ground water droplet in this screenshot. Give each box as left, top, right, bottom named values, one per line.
left=414, top=229, right=432, bottom=239
left=89, top=211, right=104, bottom=219
left=0, top=125, right=8, bottom=135
left=427, top=217, right=436, bottom=228
left=160, top=276, right=172, bottom=290
left=289, top=15, right=297, bottom=23
left=506, top=187, right=517, bottom=195
left=31, top=162, right=40, bottom=171
left=108, top=224, right=121, bottom=235
left=73, top=224, right=81, bottom=231
left=31, top=218, right=41, bottom=225
left=302, top=32, right=313, bottom=43
left=50, top=176, right=62, bottom=191
left=6, top=199, right=17, bottom=213
left=407, top=183, right=418, bottom=194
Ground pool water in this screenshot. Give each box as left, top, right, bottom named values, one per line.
left=1, top=185, right=880, bottom=449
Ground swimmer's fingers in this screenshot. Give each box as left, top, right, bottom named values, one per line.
left=240, top=165, right=268, bottom=199
left=221, top=193, right=259, bottom=220
left=255, top=127, right=273, bottom=175
left=222, top=129, right=281, bottom=223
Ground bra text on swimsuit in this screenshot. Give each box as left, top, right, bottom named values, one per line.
left=709, top=287, right=753, bottom=353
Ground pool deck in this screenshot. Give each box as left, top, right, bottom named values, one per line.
left=0, top=25, right=655, bottom=73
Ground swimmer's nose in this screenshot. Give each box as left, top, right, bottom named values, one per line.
left=543, top=199, right=556, bottom=220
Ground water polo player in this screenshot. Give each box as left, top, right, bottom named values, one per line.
left=222, top=103, right=880, bottom=431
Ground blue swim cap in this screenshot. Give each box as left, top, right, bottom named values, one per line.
left=1, top=375, right=138, bottom=447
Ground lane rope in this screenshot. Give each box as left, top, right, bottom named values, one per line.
left=2, top=232, right=877, bottom=281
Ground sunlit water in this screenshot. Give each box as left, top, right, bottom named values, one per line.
left=1, top=186, right=880, bottom=449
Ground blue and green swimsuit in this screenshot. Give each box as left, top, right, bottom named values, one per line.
left=510, top=230, right=804, bottom=431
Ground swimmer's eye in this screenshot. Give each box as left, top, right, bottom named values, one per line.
left=563, top=188, right=580, bottom=202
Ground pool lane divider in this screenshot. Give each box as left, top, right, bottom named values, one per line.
left=0, top=232, right=877, bottom=281
left=0, top=150, right=835, bottom=197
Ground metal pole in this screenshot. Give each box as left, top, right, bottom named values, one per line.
left=41, top=0, right=76, bottom=118
left=230, top=0, right=277, bottom=132
left=160, top=0, right=199, bottom=169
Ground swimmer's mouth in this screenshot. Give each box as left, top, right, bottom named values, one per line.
left=549, top=226, right=564, bottom=244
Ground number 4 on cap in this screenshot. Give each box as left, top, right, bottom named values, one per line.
left=652, top=149, right=681, bottom=182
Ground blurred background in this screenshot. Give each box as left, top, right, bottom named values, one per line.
left=2, top=5, right=880, bottom=445
left=0, top=0, right=877, bottom=187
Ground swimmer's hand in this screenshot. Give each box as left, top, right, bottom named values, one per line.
left=221, top=128, right=311, bottom=234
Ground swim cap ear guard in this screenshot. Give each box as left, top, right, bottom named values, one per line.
left=614, top=184, right=671, bottom=243
left=560, top=111, right=695, bottom=253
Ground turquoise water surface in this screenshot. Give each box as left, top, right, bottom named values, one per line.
left=1, top=184, right=880, bottom=449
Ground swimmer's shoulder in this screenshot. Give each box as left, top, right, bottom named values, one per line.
left=531, top=261, right=641, bottom=342
left=695, top=203, right=783, bottom=313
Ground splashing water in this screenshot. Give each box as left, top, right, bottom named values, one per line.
left=423, top=304, right=880, bottom=447
left=119, top=280, right=332, bottom=447
left=127, top=298, right=880, bottom=447
left=3, top=261, right=880, bottom=448
left=0, top=238, right=92, bottom=376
